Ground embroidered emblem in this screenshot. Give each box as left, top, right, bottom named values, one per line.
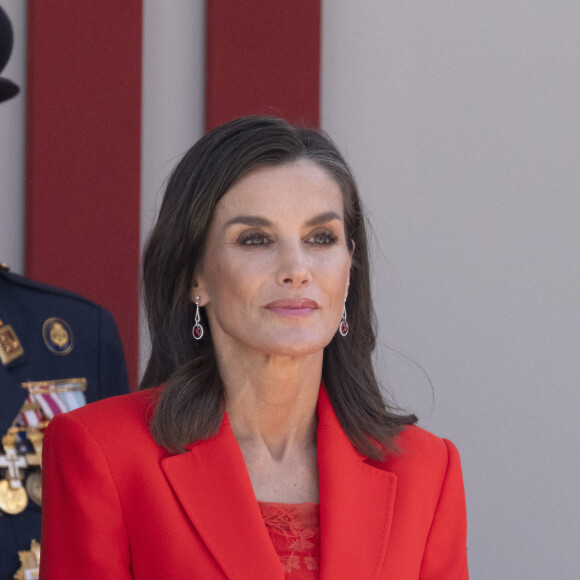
left=0, top=323, right=24, bottom=365
left=42, top=317, right=73, bottom=355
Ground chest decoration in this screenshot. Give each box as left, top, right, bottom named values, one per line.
left=0, top=378, right=87, bottom=516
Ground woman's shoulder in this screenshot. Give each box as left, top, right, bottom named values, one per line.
left=43, top=387, right=171, bottom=493
left=397, top=424, right=456, bottom=455
left=378, top=424, right=462, bottom=479
left=77, top=386, right=161, bottom=421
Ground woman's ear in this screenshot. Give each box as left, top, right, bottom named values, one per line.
left=190, top=276, right=208, bottom=306
left=345, top=240, right=354, bottom=299
left=190, top=285, right=198, bottom=304
left=190, top=277, right=202, bottom=304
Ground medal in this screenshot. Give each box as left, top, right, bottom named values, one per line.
left=1, top=429, right=44, bottom=508
left=1, top=379, right=88, bottom=516
left=24, top=430, right=42, bottom=506
left=25, top=470, right=42, bottom=507
left=0, top=435, right=29, bottom=514
left=0, top=433, right=27, bottom=488
left=0, top=479, right=28, bottom=514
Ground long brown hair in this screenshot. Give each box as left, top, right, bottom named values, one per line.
left=140, top=116, right=416, bottom=459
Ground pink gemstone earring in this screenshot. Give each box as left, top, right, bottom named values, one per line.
left=339, top=300, right=349, bottom=337
left=192, top=295, right=204, bottom=340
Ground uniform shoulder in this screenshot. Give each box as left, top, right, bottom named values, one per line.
left=0, top=268, right=105, bottom=311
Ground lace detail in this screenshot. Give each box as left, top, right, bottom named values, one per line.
left=258, top=501, right=320, bottom=579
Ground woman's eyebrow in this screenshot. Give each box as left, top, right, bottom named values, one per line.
left=224, top=215, right=272, bottom=228
left=224, top=211, right=342, bottom=229
left=305, top=211, right=342, bottom=227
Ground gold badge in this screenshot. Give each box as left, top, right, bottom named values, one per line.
left=14, top=539, right=41, bottom=580
left=42, top=317, right=73, bottom=355
left=0, top=479, right=28, bottom=515
left=0, top=324, right=24, bottom=365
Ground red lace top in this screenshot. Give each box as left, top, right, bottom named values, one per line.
left=258, top=501, right=320, bottom=579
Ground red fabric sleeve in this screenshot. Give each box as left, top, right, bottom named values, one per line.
left=40, top=412, right=132, bottom=579
left=419, top=438, right=469, bottom=579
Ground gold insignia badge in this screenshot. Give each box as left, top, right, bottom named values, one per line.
left=0, top=324, right=24, bottom=365
left=42, top=317, right=73, bottom=355
left=14, top=539, right=40, bottom=580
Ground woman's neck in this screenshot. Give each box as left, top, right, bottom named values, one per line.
left=222, top=352, right=321, bottom=458
left=215, top=346, right=322, bottom=503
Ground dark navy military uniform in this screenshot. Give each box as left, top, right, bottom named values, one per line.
left=0, top=265, right=129, bottom=579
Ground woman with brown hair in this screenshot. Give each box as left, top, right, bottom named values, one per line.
left=41, top=116, right=468, bottom=579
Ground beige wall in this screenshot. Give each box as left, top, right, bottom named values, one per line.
left=322, top=2, right=580, bottom=578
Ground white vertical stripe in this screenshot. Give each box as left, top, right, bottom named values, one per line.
left=22, top=410, right=39, bottom=427
left=139, top=1, right=206, bottom=380
left=0, top=0, right=27, bottom=274
left=62, top=389, right=84, bottom=411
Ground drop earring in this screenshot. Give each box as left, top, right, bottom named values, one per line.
left=339, top=300, right=349, bottom=337
left=192, top=296, right=204, bottom=340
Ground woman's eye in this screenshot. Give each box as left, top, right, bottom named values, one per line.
left=307, top=231, right=338, bottom=245
left=238, top=232, right=271, bottom=246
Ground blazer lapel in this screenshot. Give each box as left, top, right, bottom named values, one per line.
left=161, top=414, right=284, bottom=580
left=160, top=389, right=396, bottom=579
left=316, top=389, right=397, bottom=580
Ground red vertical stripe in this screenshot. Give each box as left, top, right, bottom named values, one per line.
left=26, top=2, right=142, bottom=388
left=205, top=0, right=321, bottom=131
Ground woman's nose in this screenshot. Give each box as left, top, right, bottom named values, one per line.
left=276, top=245, right=312, bottom=287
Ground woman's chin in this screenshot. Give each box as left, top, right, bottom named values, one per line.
left=250, top=332, right=334, bottom=359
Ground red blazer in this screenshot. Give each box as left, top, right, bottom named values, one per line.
left=40, top=387, right=468, bottom=579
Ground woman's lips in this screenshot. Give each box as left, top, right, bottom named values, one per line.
left=265, top=298, right=319, bottom=317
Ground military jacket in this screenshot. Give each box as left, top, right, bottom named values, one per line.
left=0, top=265, right=128, bottom=579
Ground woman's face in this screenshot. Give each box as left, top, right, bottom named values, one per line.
left=194, top=159, right=352, bottom=360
